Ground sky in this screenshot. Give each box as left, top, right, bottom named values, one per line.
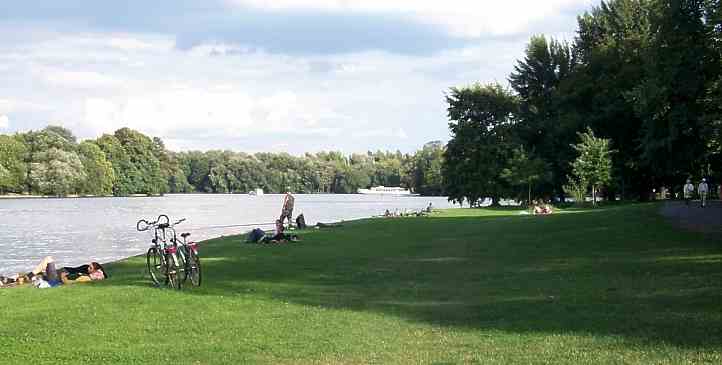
left=0, top=0, right=595, bottom=154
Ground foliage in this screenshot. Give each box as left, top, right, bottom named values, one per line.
left=509, top=35, right=576, bottom=200
left=0, top=134, right=27, bottom=193
left=501, top=146, right=551, bottom=205
left=569, top=127, right=614, bottom=205
left=443, top=83, right=518, bottom=206
left=77, top=141, right=115, bottom=195
left=0, top=126, right=444, bottom=197
left=444, top=0, right=722, bottom=202
left=563, top=175, right=589, bottom=205
left=29, top=148, right=86, bottom=196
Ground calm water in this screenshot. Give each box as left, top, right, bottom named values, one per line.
left=0, top=194, right=456, bottom=275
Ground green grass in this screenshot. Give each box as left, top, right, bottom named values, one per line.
left=1, top=203, right=721, bottom=364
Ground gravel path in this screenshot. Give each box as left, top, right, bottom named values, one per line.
left=659, top=200, right=722, bottom=233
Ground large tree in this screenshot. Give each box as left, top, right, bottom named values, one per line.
left=443, top=83, right=518, bottom=206
left=509, top=35, right=576, bottom=200
left=629, top=0, right=719, bottom=187
left=571, top=0, right=654, bottom=199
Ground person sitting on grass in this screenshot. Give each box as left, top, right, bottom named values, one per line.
left=295, top=213, right=307, bottom=229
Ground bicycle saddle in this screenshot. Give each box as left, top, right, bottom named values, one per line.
left=181, top=233, right=191, bottom=238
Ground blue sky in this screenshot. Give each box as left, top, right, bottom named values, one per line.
left=0, top=0, right=593, bottom=153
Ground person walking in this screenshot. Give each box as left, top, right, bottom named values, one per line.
left=684, top=179, right=695, bottom=206
left=698, top=178, right=709, bottom=208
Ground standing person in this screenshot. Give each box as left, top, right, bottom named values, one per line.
left=279, top=191, right=295, bottom=226
left=684, top=179, right=695, bottom=206
left=698, top=178, right=709, bottom=208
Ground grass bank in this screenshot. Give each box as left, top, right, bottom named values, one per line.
left=1, top=204, right=720, bottom=364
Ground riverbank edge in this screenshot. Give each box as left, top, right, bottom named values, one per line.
left=0, top=214, right=368, bottom=280
left=0, top=194, right=161, bottom=200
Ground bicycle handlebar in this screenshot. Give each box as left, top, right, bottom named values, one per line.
left=136, top=215, right=185, bottom=232
left=136, top=219, right=151, bottom=232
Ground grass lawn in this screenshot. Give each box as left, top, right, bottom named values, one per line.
left=1, top=203, right=720, bottom=364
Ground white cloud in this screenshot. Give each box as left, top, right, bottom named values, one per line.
left=229, top=0, right=590, bottom=37
left=0, top=114, right=9, bottom=129
left=0, top=99, right=13, bottom=114
left=108, top=37, right=156, bottom=51
left=81, top=89, right=347, bottom=142
left=355, top=127, right=408, bottom=139
left=42, top=69, right=123, bottom=88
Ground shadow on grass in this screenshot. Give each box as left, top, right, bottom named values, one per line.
left=105, top=204, right=722, bottom=349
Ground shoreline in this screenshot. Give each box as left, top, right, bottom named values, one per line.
left=0, top=194, right=161, bottom=200
left=0, top=216, right=361, bottom=277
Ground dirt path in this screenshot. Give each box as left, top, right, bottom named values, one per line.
left=659, top=200, right=722, bottom=233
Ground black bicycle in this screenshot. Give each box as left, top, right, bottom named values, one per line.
left=137, top=215, right=181, bottom=289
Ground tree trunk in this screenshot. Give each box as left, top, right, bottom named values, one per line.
left=592, top=185, right=597, bottom=206
left=528, top=183, right=531, bottom=207
left=491, top=196, right=501, bottom=207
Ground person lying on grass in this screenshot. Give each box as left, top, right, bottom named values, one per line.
left=24, top=256, right=107, bottom=288
left=532, top=200, right=553, bottom=215
left=263, top=220, right=300, bottom=243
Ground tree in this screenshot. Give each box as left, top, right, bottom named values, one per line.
left=43, top=125, right=77, bottom=144
left=571, top=0, right=654, bottom=200
left=29, top=148, right=86, bottom=196
left=501, top=146, right=550, bottom=206
left=96, top=134, right=136, bottom=196
left=509, top=35, right=576, bottom=200
left=443, top=83, right=517, bottom=206
left=113, top=128, right=166, bottom=195
left=629, top=0, right=719, bottom=186
left=77, top=141, right=115, bottom=195
left=569, top=127, right=614, bottom=205
left=408, top=141, right=445, bottom=196
left=0, top=134, right=28, bottom=193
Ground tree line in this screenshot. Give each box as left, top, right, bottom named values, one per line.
left=0, top=126, right=445, bottom=197
left=443, top=0, right=721, bottom=205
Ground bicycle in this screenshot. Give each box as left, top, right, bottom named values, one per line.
left=136, top=215, right=181, bottom=289
left=164, top=218, right=202, bottom=287
left=175, top=231, right=202, bottom=287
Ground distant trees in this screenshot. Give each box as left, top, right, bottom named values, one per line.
left=0, top=126, right=445, bottom=197
left=443, top=0, right=722, bottom=204
left=0, top=134, right=28, bottom=193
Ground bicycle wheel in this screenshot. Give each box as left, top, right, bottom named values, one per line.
left=185, top=250, right=202, bottom=287
left=146, top=247, right=163, bottom=286
left=165, top=253, right=182, bottom=290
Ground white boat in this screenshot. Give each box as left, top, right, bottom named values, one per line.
left=248, top=188, right=264, bottom=196
left=357, top=186, right=418, bottom=196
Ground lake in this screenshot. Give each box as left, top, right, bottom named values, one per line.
left=0, top=194, right=457, bottom=276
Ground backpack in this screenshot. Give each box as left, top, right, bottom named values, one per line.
left=247, top=228, right=265, bottom=243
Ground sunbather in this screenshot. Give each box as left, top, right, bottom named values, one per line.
left=28, top=256, right=107, bottom=287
